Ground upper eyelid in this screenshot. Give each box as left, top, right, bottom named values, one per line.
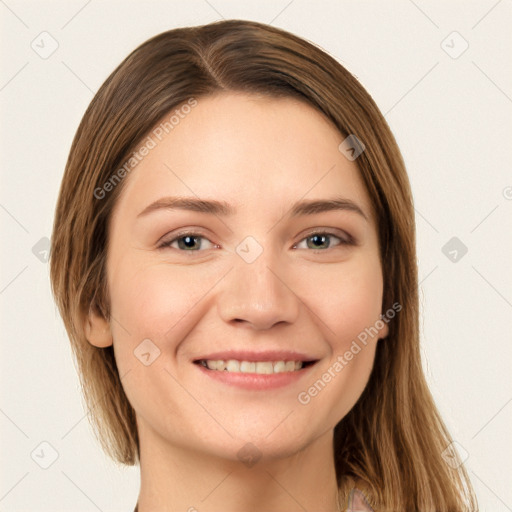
left=297, top=228, right=353, bottom=243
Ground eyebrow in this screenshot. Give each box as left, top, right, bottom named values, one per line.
left=136, top=195, right=368, bottom=221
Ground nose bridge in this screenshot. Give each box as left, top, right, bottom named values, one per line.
left=217, top=237, right=300, bottom=329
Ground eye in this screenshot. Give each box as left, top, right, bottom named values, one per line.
left=157, top=229, right=354, bottom=253
left=294, top=231, right=353, bottom=251
left=158, top=231, right=217, bottom=252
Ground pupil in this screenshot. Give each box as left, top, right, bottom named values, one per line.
left=310, top=234, right=328, bottom=249
left=181, top=236, right=199, bottom=250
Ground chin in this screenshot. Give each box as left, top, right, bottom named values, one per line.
left=201, top=427, right=316, bottom=466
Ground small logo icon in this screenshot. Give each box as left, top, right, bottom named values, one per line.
left=441, top=441, right=469, bottom=469
left=134, top=338, right=161, bottom=366
left=237, top=442, right=262, bottom=468
left=30, top=441, right=59, bottom=469
left=30, top=31, right=59, bottom=59
left=441, top=31, right=469, bottom=59
left=32, top=236, right=50, bottom=263
left=442, top=237, right=468, bottom=263
left=503, top=186, right=512, bottom=200
left=339, top=134, right=365, bottom=161
left=235, top=236, right=263, bottom=264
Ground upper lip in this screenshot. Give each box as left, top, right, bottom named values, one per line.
left=193, top=350, right=319, bottom=363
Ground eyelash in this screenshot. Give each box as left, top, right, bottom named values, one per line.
left=157, top=229, right=355, bottom=254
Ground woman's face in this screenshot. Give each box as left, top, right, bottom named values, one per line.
left=89, top=92, right=387, bottom=462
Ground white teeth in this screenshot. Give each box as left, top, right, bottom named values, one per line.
left=206, top=359, right=225, bottom=370
left=225, top=360, right=240, bottom=372
left=240, top=361, right=256, bottom=373
left=199, top=359, right=306, bottom=374
left=273, top=361, right=286, bottom=373
left=286, top=361, right=297, bottom=371
left=255, top=361, right=273, bottom=374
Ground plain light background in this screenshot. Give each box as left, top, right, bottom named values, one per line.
left=1, top=1, right=511, bottom=510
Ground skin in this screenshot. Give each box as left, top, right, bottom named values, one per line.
left=85, top=92, right=388, bottom=512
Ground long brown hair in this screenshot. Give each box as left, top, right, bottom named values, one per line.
left=49, top=19, right=478, bottom=511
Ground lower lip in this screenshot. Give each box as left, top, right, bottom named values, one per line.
left=194, top=363, right=316, bottom=390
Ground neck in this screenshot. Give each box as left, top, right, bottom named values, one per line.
left=135, top=420, right=341, bottom=512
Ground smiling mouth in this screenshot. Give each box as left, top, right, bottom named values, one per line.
left=194, top=359, right=317, bottom=374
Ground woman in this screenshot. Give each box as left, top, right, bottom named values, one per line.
left=49, top=19, right=478, bottom=511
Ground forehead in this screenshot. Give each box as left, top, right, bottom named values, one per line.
left=112, top=92, right=373, bottom=223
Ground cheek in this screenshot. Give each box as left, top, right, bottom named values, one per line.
left=299, top=255, right=384, bottom=349
left=295, top=269, right=383, bottom=424
left=108, top=255, right=221, bottom=353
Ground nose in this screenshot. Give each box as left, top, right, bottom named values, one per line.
left=217, top=249, right=300, bottom=331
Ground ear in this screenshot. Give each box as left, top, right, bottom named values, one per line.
left=84, top=306, right=112, bottom=347
left=378, top=316, right=389, bottom=340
